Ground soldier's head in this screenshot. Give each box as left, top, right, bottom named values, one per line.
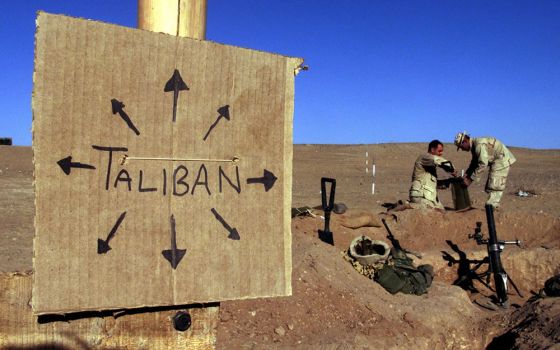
left=454, top=132, right=471, bottom=151
left=428, top=140, right=444, bottom=156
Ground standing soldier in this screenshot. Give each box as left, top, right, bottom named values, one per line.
left=409, top=140, right=456, bottom=210
left=454, top=132, right=516, bottom=208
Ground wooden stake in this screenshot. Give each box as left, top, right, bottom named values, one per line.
left=138, top=0, right=207, bottom=39
left=137, top=2, right=218, bottom=349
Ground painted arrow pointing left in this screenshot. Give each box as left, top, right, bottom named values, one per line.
left=57, top=156, right=96, bottom=175
left=111, top=98, right=140, bottom=136
left=97, top=211, right=127, bottom=254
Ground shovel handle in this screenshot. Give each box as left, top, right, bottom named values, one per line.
left=321, top=177, right=336, bottom=211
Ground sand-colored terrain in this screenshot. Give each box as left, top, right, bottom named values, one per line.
left=1, top=143, right=559, bottom=349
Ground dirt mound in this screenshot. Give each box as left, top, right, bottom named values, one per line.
left=217, top=228, right=489, bottom=349
left=216, top=210, right=559, bottom=348
left=487, top=297, right=560, bottom=350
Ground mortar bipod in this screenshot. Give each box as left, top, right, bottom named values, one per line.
left=468, top=205, right=523, bottom=306
left=318, top=177, right=336, bottom=245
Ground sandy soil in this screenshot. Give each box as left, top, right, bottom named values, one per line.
left=1, top=143, right=559, bottom=349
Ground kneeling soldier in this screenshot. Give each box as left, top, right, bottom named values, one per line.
left=409, top=140, right=456, bottom=210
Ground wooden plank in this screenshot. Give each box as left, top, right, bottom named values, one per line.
left=0, top=272, right=218, bottom=349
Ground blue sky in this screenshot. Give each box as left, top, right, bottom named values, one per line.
left=1, top=1, right=559, bottom=148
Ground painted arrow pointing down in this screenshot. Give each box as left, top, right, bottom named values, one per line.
left=162, top=214, right=187, bottom=270
left=211, top=208, right=240, bottom=240
left=246, top=169, right=277, bottom=192
left=111, top=99, right=140, bottom=135
left=164, top=69, right=189, bottom=123
left=97, top=211, right=126, bottom=254
left=57, top=156, right=96, bottom=175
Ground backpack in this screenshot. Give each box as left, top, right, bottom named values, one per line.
left=374, top=258, right=434, bottom=295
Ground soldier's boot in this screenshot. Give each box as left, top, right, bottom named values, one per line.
left=410, top=197, right=443, bottom=210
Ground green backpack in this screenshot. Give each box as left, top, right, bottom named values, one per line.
left=374, top=257, right=434, bottom=295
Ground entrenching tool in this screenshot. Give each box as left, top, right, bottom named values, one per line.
left=318, top=177, right=336, bottom=245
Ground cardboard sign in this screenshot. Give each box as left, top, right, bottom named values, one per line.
left=32, top=12, right=302, bottom=314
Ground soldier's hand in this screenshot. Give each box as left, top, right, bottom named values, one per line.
left=451, top=170, right=458, bottom=177
left=463, top=176, right=472, bottom=186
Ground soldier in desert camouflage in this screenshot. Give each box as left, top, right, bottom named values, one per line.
left=409, top=140, right=456, bottom=210
left=454, top=132, right=516, bottom=208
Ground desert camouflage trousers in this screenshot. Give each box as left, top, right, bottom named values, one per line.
left=485, top=162, right=511, bottom=208
left=409, top=196, right=444, bottom=210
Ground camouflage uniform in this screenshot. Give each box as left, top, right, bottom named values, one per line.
left=465, top=137, right=516, bottom=208
left=409, top=153, right=451, bottom=210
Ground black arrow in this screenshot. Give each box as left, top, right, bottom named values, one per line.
left=164, top=69, right=189, bottom=123
left=203, top=105, right=230, bottom=141
left=111, top=99, right=140, bottom=135
left=246, top=169, right=277, bottom=192
left=210, top=208, right=240, bottom=240
left=57, top=156, right=96, bottom=175
left=162, top=214, right=187, bottom=269
left=97, top=211, right=127, bottom=254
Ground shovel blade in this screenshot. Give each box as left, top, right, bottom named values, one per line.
left=318, top=230, right=334, bottom=245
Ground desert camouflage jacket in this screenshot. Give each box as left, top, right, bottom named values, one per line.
left=466, top=137, right=516, bottom=181
left=409, top=153, right=451, bottom=202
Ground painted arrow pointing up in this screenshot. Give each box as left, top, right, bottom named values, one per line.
left=164, top=69, right=189, bottom=123
left=162, top=214, right=187, bottom=270
left=246, top=169, right=277, bottom=192
left=97, top=211, right=126, bottom=254
left=57, top=156, right=96, bottom=175
left=111, top=99, right=140, bottom=135
left=203, top=105, right=230, bottom=141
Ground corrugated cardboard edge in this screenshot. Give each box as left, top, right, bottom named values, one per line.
left=30, top=11, right=42, bottom=315
left=283, top=57, right=305, bottom=296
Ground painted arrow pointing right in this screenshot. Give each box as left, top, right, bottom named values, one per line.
left=211, top=208, right=240, bottom=240
left=246, top=169, right=277, bottom=192
left=203, top=105, right=230, bottom=141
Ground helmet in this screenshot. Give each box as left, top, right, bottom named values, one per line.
left=454, top=131, right=468, bottom=150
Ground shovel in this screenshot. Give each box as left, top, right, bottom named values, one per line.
left=318, top=177, right=336, bottom=245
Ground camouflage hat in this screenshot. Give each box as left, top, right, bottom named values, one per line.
left=454, top=131, right=468, bottom=150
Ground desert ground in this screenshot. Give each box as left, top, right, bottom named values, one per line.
left=1, top=143, right=559, bottom=349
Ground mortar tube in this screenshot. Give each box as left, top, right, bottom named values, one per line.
left=485, top=204, right=508, bottom=304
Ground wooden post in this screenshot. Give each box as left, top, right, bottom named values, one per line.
left=138, top=0, right=207, bottom=39
left=137, top=2, right=218, bottom=349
